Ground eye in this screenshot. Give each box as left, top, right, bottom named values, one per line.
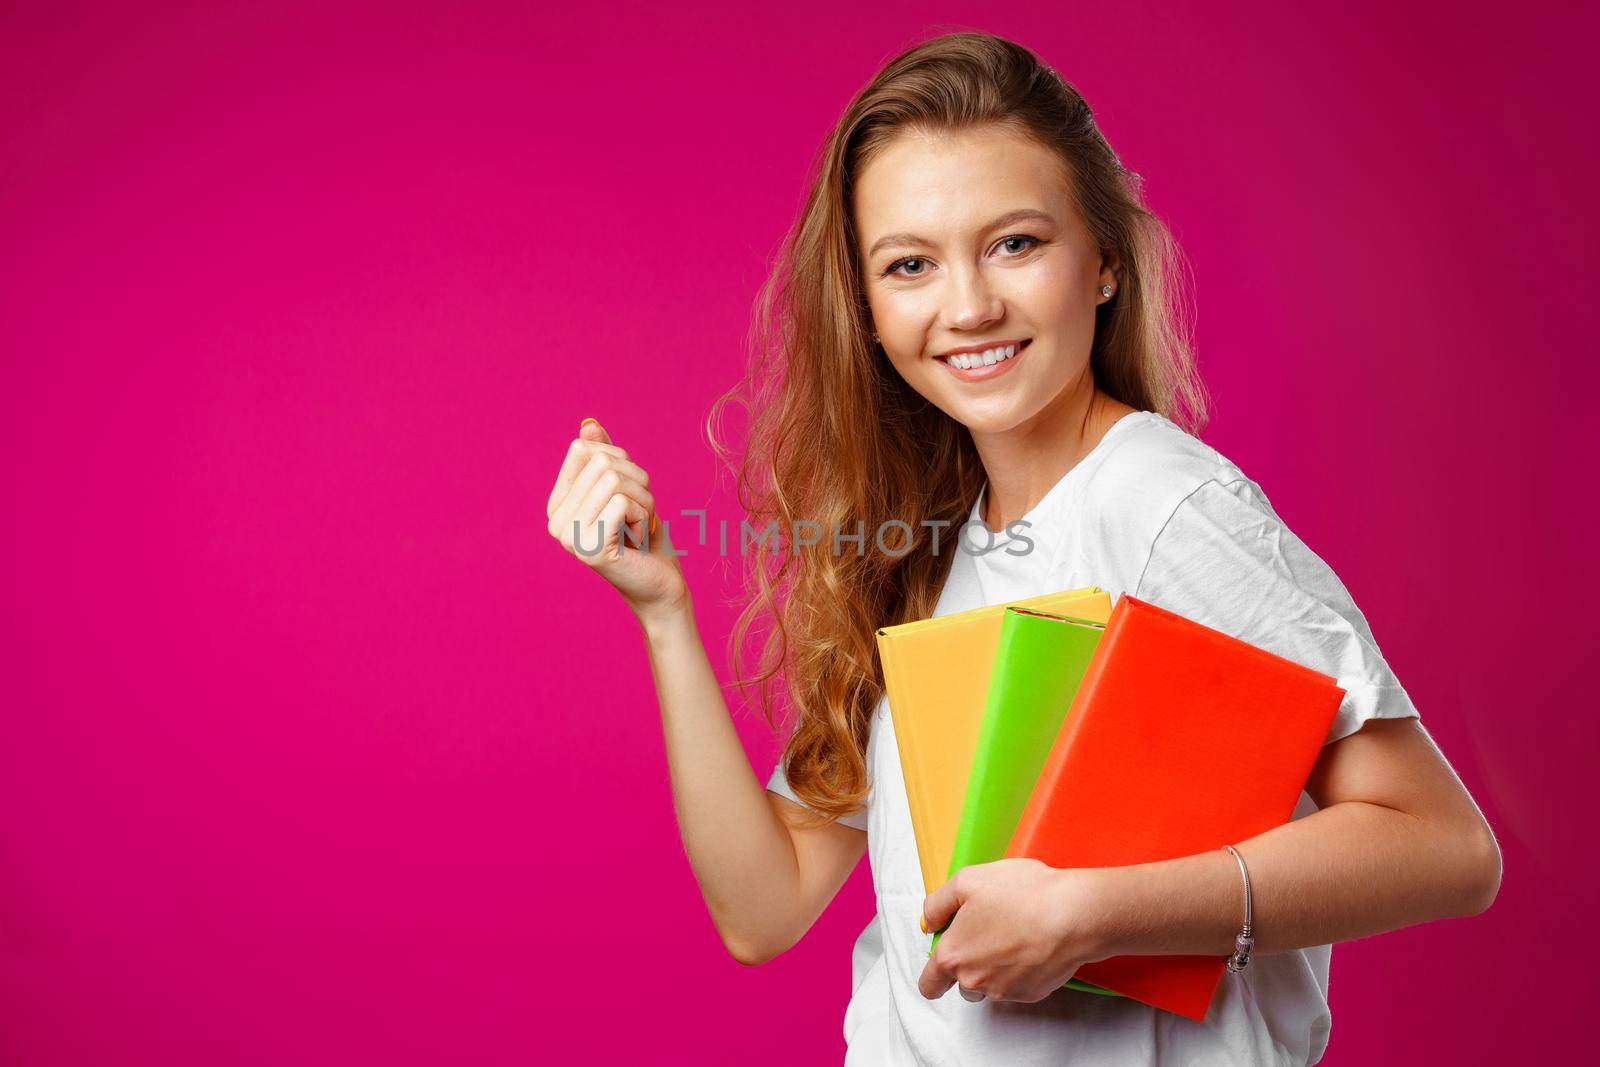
left=879, top=235, right=1046, bottom=280
left=881, top=256, right=927, bottom=279
left=996, top=234, right=1044, bottom=257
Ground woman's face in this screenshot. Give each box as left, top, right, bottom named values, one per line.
left=853, top=125, right=1116, bottom=434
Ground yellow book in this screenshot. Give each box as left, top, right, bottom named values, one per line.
left=876, top=585, right=1114, bottom=895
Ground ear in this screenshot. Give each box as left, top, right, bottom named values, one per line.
left=1097, top=246, right=1120, bottom=290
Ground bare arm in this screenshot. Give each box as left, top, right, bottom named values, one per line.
left=546, top=418, right=864, bottom=965
left=1091, top=714, right=1502, bottom=957
left=640, top=603, right=866, bottom=964
left=916, top=714, right=1503, bottom=1003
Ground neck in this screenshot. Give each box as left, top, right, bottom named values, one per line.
left=970, top=372, right=1128, bottom=534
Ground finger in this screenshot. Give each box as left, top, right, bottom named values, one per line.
left=551, top=453, right=648, bottom=542
left=548, top=439, right=645, bottom=519
left=548, top=453, right=610, bottom=546
left=577, top=419, right=639, bottom=468
left=547, top=419, right=644, bottom=516
left=574, top=469, right=650, bottom=532
left=922, top=876, right=965, bottom=936
left=574, top=473, right=653, bottom=558
left=573, top=490, right=632, bottom=564
left=579, top=417, right=611, bottom=447
left=918, top=949, right=958, bottom=1000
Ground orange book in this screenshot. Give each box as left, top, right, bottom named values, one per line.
left=876, top=586, right=1114, bottom=895
left=1006, top=593, right=1344, bottom=1021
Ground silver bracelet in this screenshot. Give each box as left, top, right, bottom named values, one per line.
left=1222, top=845, right=1254, bottom=972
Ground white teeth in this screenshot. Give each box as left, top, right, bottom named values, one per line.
left=947, top=343, right=1020, bottom=371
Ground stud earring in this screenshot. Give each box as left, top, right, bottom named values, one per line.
left=1102, top=284, right=1114, bottom=298
left=872, top=332, right=880, bottom=343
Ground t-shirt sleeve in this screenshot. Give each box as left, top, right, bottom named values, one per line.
left=766, top=760, right=869, bottom=831
left=1133, top=477, right=1420, bottom=747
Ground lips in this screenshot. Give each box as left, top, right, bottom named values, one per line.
left=936, top=339, right=1031, bottom=382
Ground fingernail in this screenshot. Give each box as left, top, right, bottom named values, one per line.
left=648, top=512, right=659, bottom=536
left=579, top=417, right=599, bottom=429
left=920, top=915, right=928, bottom=934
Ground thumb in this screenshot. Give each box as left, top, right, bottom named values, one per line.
left=922, top=876, right=967, bottom=936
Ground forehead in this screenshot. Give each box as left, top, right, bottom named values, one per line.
left=853, top=125, right=1075, bottom=247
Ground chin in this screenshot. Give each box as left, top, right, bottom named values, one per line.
left=941, top=399, right=1035, bottom=435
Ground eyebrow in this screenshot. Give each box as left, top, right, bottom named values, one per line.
left=866, top=208, right=1059, bottom=259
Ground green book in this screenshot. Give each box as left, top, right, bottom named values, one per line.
left=930, top=606, right=1120, bottom=998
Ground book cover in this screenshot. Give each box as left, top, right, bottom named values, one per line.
left=876, top=586, right=1114, bottom=897
left=1006, top=593, right=1344, bottom=1021
left=932, top=605, right=1117, bottom=997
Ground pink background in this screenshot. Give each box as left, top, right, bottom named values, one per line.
left=3, top=3, right=1594, bottom=1063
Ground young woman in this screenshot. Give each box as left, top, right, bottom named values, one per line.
left=546, top=31, right=1501, bottom=1066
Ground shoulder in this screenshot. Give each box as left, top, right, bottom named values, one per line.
left=1078, top=410, right=1254, bottom=543
left=1049, top=410, right=1253, bottom=599
left=1128, top=467, right=1421, bottom=747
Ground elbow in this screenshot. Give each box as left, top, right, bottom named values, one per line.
left=1457, top=825, right=1503, bottom=917
left=715, top=916, right=786, bottom=967
left=722, top=932, right=779, bottom=967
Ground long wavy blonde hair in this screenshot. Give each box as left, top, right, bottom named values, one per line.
left=707, top=31, right=1209, bottom=826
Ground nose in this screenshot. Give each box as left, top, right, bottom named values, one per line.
left=940, top=262, right=1004, bottom=333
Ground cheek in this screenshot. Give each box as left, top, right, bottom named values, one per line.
left=1009, top=255, right=1093, bottom=319
left=884, top=350, right=932, bottom=386
left=874, top=289, right=942, bottom=333
left=881, top=349, right=964, bottom=417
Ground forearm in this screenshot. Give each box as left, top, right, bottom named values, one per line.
left=1094, top=801, right=1498, bottom=958
left=638, top=602, right=803, bottom=957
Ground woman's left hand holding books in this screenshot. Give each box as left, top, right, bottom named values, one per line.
left=917, top=859, right=1116, bottom=1004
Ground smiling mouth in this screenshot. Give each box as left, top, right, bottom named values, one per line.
left=935, top=339, right=1031, bottom=378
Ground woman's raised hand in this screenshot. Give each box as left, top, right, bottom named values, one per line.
left=546, top=418, right=689, bottom=623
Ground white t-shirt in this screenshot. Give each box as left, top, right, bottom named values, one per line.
left=766, top=409, right=1420, bottom=1066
